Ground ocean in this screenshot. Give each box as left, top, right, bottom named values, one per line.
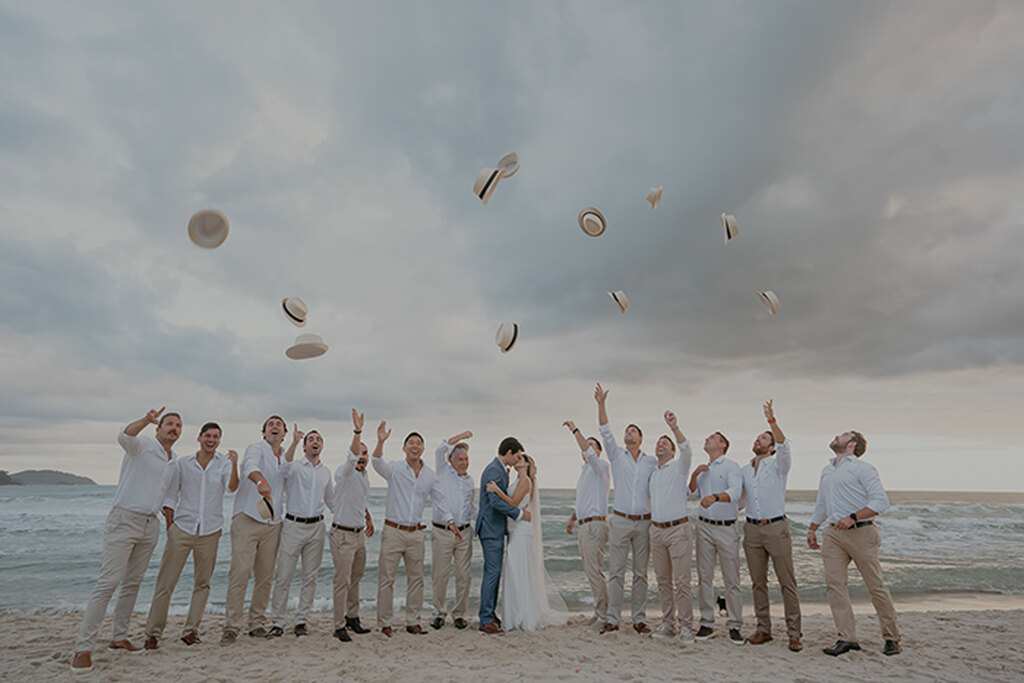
left=1, top=486, right=1021, bottom=617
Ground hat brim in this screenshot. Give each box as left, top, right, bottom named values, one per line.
left=609, top=291, right=629, bottom=313
left=286, top=342, right=328, bottom=360
left=722, top=214, right=738, bottom=243
left=476, top=168, right=506, bottom=205
left=256, top=496, right=274, bottom=520
left=757, top=291, right=779, bottom=315
left=281, top=299, right=307, bottom=327
left=578, top=207, right=607, bottom=237
left=647, top=188, right=662, bottom=210
left=187, top=210, right=229, bottom=249
left=496, top=323, right=519, bottom=353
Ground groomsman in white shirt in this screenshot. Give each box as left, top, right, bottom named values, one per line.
left=372, top=421, right=437, bottom=636
left=808, top=430, right=901, bottom=657
left=430, top=430, right=477, bottom=631
left=328, top=409, right=375, bottom=642
left=222, top=416, right=293, bottom=643
left=563, top=420, right=610, bottom=629
left=144, top=422, right=239, bottom=649
left=688, top=429, right=744, bottom=644
left=72, top=407, right=179, bottom=673
left=595, top=382, right=657, bottom=635
left=648, top=411, right=695, bottom=644
left=268, top=425, right=333, bottom=637
left=739, top=401, right=802, bottom=651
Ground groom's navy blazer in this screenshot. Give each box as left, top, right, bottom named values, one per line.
left=476, top=457, right=522, bottom=539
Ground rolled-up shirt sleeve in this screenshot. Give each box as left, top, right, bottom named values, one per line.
left=435, top=440, right=453, bottom=472
left=775, top=438, right=792, bottom=476
left=676, top=440, right=693, bottom=478
left=810, top=468, right=828, bottom=526
left=161, top=460, right=181, bottom=510
left=339, top=449, right=359, bottom=479
left=724, top=466, right=743, bottom=503
left=371, top=455, right=390, bottom=481
left=117, top=427, right=143, bottom=456
left=861, top=463, right=890, bottom=515
left=687, top=471, right=703, bottom=501
left=240, top=444, right=263, bottom=480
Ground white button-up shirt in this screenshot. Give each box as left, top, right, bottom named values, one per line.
left=574, top=447, right=611, bottom=519
left=112, top=428, right=176, bottom=515
left=329, top=450, right=370, bottom=529
left=372, top=455, right=436, bottom=527
left=689, top=455, right=743, bottom=521
left=432, top=440, right=477, bottom=527
left=162, top=451, right=233, bottom=535
left=234, top=439, right=286, bottom=524
left=600, top=423, right=657, bottom=515
left=281, top=456, right=333, bottom=519
left=649, top=439, right=693, bottom=523
left=811, top=455, right=891, bottom=526
left=739, top=439, right=792, bottom=520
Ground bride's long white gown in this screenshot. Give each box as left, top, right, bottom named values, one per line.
left=502, top=478, right=567, bottom=630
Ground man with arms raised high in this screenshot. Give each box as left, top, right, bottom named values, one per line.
left=72, top=407, right=180, bottom=673
left=430, top=429, right=477, bottom=630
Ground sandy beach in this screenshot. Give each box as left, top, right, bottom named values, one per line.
left=5, top=594, right=1021, bottom=682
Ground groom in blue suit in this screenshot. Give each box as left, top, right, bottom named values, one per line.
left=476, top=437, right=530, bottom=634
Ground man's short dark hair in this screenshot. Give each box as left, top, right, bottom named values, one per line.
left=403, top=432, right=424, bottom=446
left=499, top=436, right=524, bottom=456
left=158, top=412, right=181, bottom=427
left=587, top=437, right=602, bottom=453
left=715, top=431, right=730, bottom=454
left=850, top=431, right=867, bottom=457
left=659, top=434, right=676, bottom=451
left=627, top=423, right=643, bottom=439
left=262, top=415, right=286, bottom=433
left=198, top=422, right=221, bottom=436
left=304, top=430, right=321, bottom=445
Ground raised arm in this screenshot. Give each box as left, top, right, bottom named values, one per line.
left=370, top=420, right=392, bottom=480
left=350, top=409, right=364, bottom=456
left=595, top=383, right=610, bottom=427
left=284, top=424, right=304, bottom=463
left=124, top=407, right=164, bottom=438
left=764, top=400, right=785, bottom=444
left=564, top=420, right=591, bottom=455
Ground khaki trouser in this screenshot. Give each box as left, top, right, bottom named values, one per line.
left=329, top=526, right=366, bottom=629
left=271, top=519, right=326, bottom=627
left=822, top=524, right=900, bottom=642
left=431, top=525, right=473, bottom=619
left=606, top=515, right=650, bottom=626
left=650, top=523, right=693, bottom=632
left=223, top=514, right=282, bottom=634
left=578, top=520, right=609, bottom=623
left=377, top=524, right=426, bottom=628
left=75, top=507, right=160, bottom=652
left=145, top=524, right=222, bottom=638
left=743, top=520, right=801, bottom=638
left=696, top=519, right=742, bottom=630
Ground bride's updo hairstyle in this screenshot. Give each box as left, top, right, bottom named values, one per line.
left=522, top=454, right=537, bottom=501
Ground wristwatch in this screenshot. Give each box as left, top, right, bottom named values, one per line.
left=849, top=513, right=857, bottom=523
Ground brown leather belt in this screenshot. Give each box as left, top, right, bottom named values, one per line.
left=578, top=516, right=607, bottom=525
left=652, top=516, right=689, bottom=529
left=385, top=520, right=425, bottom=532
left=332, top=523, right=363, bottom=533
left=432, top=521, right=472, bottom=531
left=613, top=510, right=651, bottom=521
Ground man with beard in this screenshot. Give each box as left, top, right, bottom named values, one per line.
left=72, top=407, right=180, bottom=673
left=739, top=401, right=802, bottom=651
left=430, top=429, right=477, bottom=631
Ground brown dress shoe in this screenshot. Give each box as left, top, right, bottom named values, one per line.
left=143, top=636, right=159, bottom=650
left=746, top=631, right=773, bottom=645
left=633, top=622, right=652, bottom=635
left=789, top=637, right=803, bottom=652
left=599, top=622, right=619, bottom=634
left=405, top=625, right=427, bottom=635
left=70, top=651, right=92, bottom=673
left=181, top=632, right=201, bottom=645
left=380, top=626, right=393, bottom=638
left=108, top=639, right=143, bottom=652
left=479, top=621, right=504, bottom=634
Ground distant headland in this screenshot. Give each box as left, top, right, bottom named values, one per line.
left=0, top=469, right=97, bottom=486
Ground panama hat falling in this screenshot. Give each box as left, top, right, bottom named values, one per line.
left=281, top=297, right=308, bottom=327
left=721, top=213, right=738, bottom=244
left=646, top=186, right=663, bottom=210
left=497, top=152, right=520, bottom=178
left=495, top=322, right=519, bottom=353
left=286, top=333, right=328, bottom=360
left=473, top=167, right=506, bottom=205
left=609, top=290, right=630, bottom=314
left=187, top=209, right=230, bottom=249
left=756, top=290, right=780, bottom=316
left=577, top=207, right=607, bottom=237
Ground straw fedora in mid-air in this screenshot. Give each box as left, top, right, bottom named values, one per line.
left=187, top=209, right=229, bottom=249
left=577, top=207, right=607, bottom=237
left=497, top=152, right=520, bottom=178
left=756, top=290, right=780, bottom=315
left=473, top=167, right=506, bottom=205
left=646, top=187, right=663, bottom=210
left=609, top=290, right=630, bottom=314
left=721, top=213, right=738, bottom=243
left=256, top=496, right=275, bottom=520
left=286, top=333, right=328, bottom=359
left=495, top=322, right=519, bottom=353
left=281, top=297, right=308, bottom=327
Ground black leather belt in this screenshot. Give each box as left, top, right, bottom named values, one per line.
left=285, top=513, right=323, bottom=524
left=699, top=516, right=736, bottom=526
left=746, top=515, right=786, bottom=525
left=332, top=523, right=363, bottom=533
left=831, top=519, right=874, bottom=529
left=433, top=521, right=472, bottom=532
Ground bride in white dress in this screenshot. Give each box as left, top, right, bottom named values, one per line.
left=485, top=454, right=568, bottom=631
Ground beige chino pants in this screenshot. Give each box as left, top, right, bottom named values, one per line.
left=329, top=527, right=366, bottom=629
left=577, top=520, right=609, bottom=624
left=376, top=525, right=426, bottom=628
left=75, top=507, right=160, bottom=652
left=430, top=526, right=473, bottom=620
left=606, top=516, right=650, bottom=626
left=650, top=523, right=693, bottom=632
left=822, top=524, right=900, bottom=642
left=223, top=514, right=281, bottom=634
left=695, top=520, right=742, bottom=630
left=270, top=519, right=326, bottom=627
left=145, top=524, right=222, bottom=638
left=743, top=520, right=801, bottom=638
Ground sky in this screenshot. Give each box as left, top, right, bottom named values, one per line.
left=1, top=1, right=1022, bottom=491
